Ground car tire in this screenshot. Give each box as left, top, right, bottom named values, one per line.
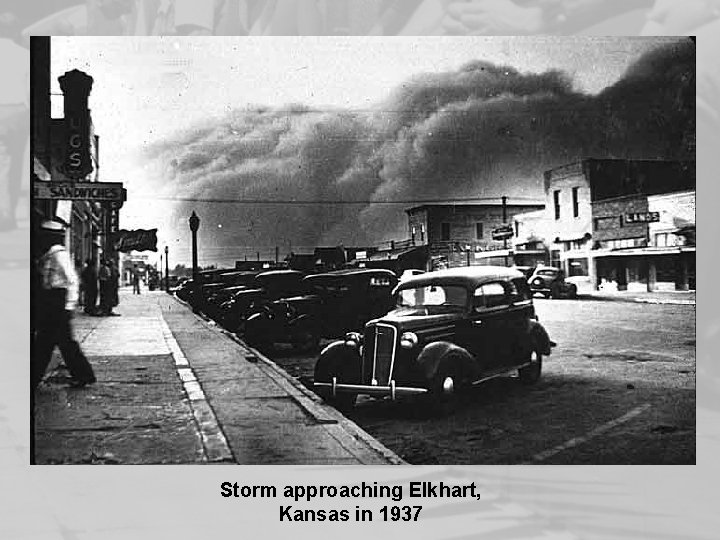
left=519, top=349, right=542, bottom=385
left=568, top=284, right=578, bottom=299
left=428, top=356, right=467, bottom=414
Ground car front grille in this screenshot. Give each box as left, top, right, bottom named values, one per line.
left=362, top=323, right=397, bottom=386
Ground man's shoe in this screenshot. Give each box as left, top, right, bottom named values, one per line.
left=69, top=376, right=96, bottom=388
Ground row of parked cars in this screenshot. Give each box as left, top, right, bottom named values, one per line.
left=176, top=264, right=558, bottom=412
left=176, top=267, right=399, bottom=353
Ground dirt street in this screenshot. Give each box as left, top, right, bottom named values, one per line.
left=268, top=298, right=695, bottom=464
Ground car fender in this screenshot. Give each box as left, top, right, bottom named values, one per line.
left=314, top=340, right=361, bottom=383
left=245, top=311, right=274, bottom=335
left=288, top=313, right=315, bottom=329
left=529, top=320, right=555, bottom=355
left=416, top=341, right=478, bottom=381
left=246, top=311, right=268, bottom=324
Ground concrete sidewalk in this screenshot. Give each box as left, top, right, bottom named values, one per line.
left=33, top=288, right=403, bottom=465
left=579, top=289, right=696, bottom=305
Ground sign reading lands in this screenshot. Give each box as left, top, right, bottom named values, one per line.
left=34, top=181, right=125, bottom=202
left=113, top=229, right=158, bottom=253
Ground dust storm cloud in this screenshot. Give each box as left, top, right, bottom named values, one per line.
left=141, top=39, right=694, bottom=261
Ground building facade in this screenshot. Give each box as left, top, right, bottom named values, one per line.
left=32, top=37, right=122, bottom=280
left=518, top=158, right=695, bottom=291
left=591, top=190, right=695, bottom=291
left=406, top=202, right=544, bottom=269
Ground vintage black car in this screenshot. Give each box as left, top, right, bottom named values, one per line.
left=244, top=268, right=398, bottom=352
left=527, top=266, right=578, bottom=299
left=313, top=266, right=555, bottom=410
left=219, top=270, right=307, bottom=333
left=194, top=271, right=260, bottom=315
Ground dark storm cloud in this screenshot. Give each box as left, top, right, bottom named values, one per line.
left=144, top=39, right=694, bottom=258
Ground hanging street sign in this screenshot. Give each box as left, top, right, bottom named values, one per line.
left=33, top=181, right=125, bottom=202
left=491, top=225, right=514, bottom=241
left=113, top=229, right=158, bottom=253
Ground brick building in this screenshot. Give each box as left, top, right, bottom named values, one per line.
left=517, top=158, right=695, bottom=291
left=406, top=202, right=544, bottom=270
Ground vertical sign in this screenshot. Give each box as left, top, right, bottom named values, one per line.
left=58, top=69, right=94, bottom=179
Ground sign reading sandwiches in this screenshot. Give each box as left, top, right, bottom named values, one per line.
left=34, top=181, right=125, bottom=202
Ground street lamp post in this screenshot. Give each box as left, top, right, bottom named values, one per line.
left=189, top=211, right=200, bottom=308
left=164, top=245, right=169, bottom=293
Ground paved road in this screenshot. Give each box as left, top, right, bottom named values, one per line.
left=267, top=298, right=696, bottom=464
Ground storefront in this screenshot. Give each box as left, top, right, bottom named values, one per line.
left=592, top=246, right=695, bottom=292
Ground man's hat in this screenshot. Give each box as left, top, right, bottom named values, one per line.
left=39, top=220, right=66, bottom=233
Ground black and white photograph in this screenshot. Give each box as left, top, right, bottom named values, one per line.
left=29, top=34, right=695, bottom=467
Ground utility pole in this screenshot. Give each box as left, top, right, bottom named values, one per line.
left=164, top=245, right=169, bottom=293
left=502, top=196, right=509, bottom=266
left=189, top=211, right=200, bottom=310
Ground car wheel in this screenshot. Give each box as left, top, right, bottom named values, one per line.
left=518, top=349, right=542, bottom=385
left=568, top=284, right=578, bottom=299
left=428, top=357, right=466, bottom=414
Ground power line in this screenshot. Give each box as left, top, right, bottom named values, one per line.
left=133, top=195, right=544, bottom=205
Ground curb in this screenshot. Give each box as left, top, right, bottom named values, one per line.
left=168, top=294, right=407, bottom=465
left=577, top=293, right=695, bottom=306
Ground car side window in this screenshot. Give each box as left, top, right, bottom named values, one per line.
left=473, top=282, right=508, bottom=310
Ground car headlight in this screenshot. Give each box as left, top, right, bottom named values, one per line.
left=345, top=332, right=362, bottom=348
left=400, top=332, right=418, bottom=349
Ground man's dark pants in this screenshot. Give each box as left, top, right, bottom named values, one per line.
left=32, top=290, right=95, bottom=389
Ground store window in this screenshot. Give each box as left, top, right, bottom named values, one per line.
left=568, top=258, right=588, bottom=276
left=572, top=187, right=579, bottom=218
left=476, top=222, right=483, bottom=239
left=550, top=250, right=561, bottom=268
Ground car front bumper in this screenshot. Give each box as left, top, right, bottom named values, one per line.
left=314, top=379, right=428, bottom=400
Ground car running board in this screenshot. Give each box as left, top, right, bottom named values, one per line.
left=469, top=362, right=534, bottom=386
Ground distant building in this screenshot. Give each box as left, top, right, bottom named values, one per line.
left=539, top=159, right=695, bottom=291
left=406, top=202, right=544, bottom=270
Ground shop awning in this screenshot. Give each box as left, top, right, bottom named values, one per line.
left=474, top=249, right=513, bottom=259
left=591, top=246, right=696, bottom=258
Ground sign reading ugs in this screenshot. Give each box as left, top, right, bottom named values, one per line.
left=63, top=115, right=93, bottom=179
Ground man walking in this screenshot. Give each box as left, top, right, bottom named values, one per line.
left=132, top=263, right=141, bottom=294
left=32, top=220, right=96, bottom=389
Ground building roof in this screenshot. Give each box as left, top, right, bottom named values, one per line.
left=405, top=201, right=545, bottom=214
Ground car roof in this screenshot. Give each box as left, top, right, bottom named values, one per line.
left=256, top=269, right=305, bottom=279
left=304, top=268, right=397, bottom=280
left=397, top=266, right=524, bottom=289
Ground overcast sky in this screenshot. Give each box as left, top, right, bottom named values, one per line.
left=49, top=36, right=681, bottom=264
left=51, top=36, right=673, bottom=159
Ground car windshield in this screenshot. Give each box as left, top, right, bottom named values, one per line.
left=536, top=269, right=557, bottom=276
left=396, top=284, right=468, bottom=313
